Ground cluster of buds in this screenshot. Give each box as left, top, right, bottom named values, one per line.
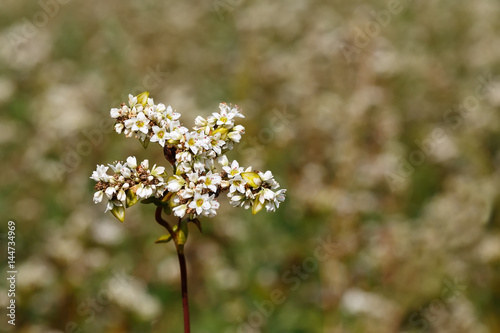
left=91, top=92, right=286, bottom=223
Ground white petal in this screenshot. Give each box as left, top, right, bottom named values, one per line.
left=126, top=156, right=137, bottom=169
left=93, top=191, right=104, bottom=203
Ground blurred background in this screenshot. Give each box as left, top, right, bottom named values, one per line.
left=1, top=0, right=500, bottom=332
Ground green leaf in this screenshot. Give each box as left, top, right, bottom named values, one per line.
left=140, top=137, right=150, bottom=149
left=141, top=197, right=158, bottom=204
left=155, top=234, right=173, bottom=244
left=155, top=224, right=178, bottom=244
left=190, top=218, right=203, bottom=233
left=140, top=197, right=170, bottom=207
left=176, top=220, right=188, bottom=246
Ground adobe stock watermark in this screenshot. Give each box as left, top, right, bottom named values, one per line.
left=235, top=105, right=296, bottom=162
left=340, top=0, right=411, bottom=63
left=6, top=0, right=73, bottom=52
left=403, top=278, right=466, bottom=332
left=51, top=65, right=169, bottom=181
left=234, top=235, right=340, bottom=333
left=386, top=73, right=498, bottom=191
left=64, top=269, right=138, bottom=333
left=212, top=0, right=246, bottom=21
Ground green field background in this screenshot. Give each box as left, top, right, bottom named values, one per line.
left=1, top=0, right=500, bottom=332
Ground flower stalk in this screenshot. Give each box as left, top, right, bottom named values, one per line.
left=91, top=92, right=286, bottom=332
left=155, top=206, right=190, bottom=332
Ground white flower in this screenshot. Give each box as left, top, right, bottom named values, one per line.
left=90, top=165, right=110, bottom=182
left=228, top=131, right=241, bottom=142
left=274, top=189, right=286, bottom=208
left=212, top=108, right=235, bottom=127
left=188, top=193, right=212, bottom=215
left=126, top=156, right=137, bottom=169
left=93, top=191, right=104, bottom=203
left=223, top=160, right=243, bottom=178
left=230, top=194, right=246, bottom=207
left=128, top=94, right=138, bottom=107
left=201, top=172, right=221, bottom=192
left=115, top=123, right=124, bottom=133
left=169, top=124, right=187, bottom=141
left=209, top=133, right=225, bottom=155
left=193, top=161, right=206, bottom=173
left=194, top=116, right=206, bottom=127
left=105, top=187, right=116, bottom=199
left=164, top=105, right=181, bottom=121
left=132, top=112, right=150, bottom=134
left=263, top=189, right=286, bottom=212
left=218, top=155, right=229, bottom=167
left=124, top=117, right=135, bottom=129
left=173, top=204, right=188, bottom=218
left=207, top=198, right=220, bottom=217
left=194, top=116, right=214, bottom=134
left=229, top=175, right=246, bottom=194
left=225, top=104, right=245, bottom=118
left=151, top=125, right=168, bottom=147
left=136, top=184, right=153, bottom=199
left=117, top=189, right=126, bottom=202
left=258, top=171, right=273, bottom=182
left=233, top=124, right=245, bottom=133
left=141, top=159, right=149, bottom=170
left=187, top=172, right=199, bottom=184
left=108, top=161, right=124, bottom=174
left=176, top=151, right=192, bottom=163
left=151, top=165, right=165, bottom=178
left=184, top=132, right=200, bottom=154
left=176, top=162, right=192, bottom=174
left=121, top=166, right=132, bottom=178
left=259, top=188, right=276, bottom=203
left=110, top=108, right=121, bottom=118
left=178, top=188, right=194, bottom=199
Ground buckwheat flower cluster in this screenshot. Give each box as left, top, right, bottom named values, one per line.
left=91, top=91, right=286, bottom=223
left=220, top=158, right=286, bottom=214
left=110, top=92, right=183, bottom=147
left=91, top=156, right=167, bottom=221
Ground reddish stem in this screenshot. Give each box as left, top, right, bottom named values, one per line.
left=177, top=247, right=190, bottom=333
left=154, top=206, right=191, bottom=333
left=155, top=206, right=175, bottom=237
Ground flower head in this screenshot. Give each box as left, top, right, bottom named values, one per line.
left=93, top=92, right=285, bottom=223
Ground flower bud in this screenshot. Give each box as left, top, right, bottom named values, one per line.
left=136, top=91, right=150, bottom=107
left=212, top=126, right=229, bottom=139
left=241, top=172, right=262, bottom=188
left=252, top=196, right=264, bottom=215
left=125, top=189, right=139, bottom=208
left=110, top=205, right=125, bottom=222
